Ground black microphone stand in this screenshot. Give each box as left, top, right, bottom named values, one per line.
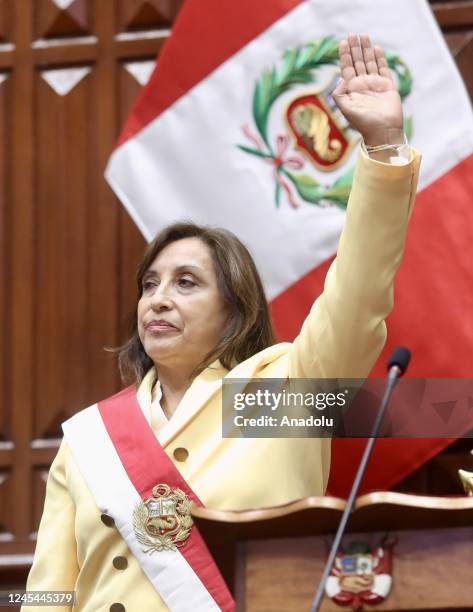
left=310, top=357, right=408, bottom=612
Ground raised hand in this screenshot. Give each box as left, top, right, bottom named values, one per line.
left=332, top=33, right=404, bottom=147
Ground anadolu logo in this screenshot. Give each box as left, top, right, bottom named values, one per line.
left=238, top=37, right=412, bottom=210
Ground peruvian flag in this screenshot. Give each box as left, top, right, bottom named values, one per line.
left=106, top=0, right=473, bottom=497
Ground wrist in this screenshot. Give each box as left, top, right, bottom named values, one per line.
left=362, top=127, right=405, bottom=147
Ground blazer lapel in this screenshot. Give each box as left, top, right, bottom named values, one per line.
left=159, top=361, right=227, bottom=447
left=136, top=362, right=228, bottom=448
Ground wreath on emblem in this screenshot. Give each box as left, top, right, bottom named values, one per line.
left=238, top=37, right=412, bottom=209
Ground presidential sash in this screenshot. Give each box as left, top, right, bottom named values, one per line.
left=62, top=386, right=235, bottom=612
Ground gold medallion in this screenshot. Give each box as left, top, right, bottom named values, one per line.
left=133, top=483, right=193, bottom=553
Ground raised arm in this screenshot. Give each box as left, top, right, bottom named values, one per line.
left=288, top=33, right=420, bottom=379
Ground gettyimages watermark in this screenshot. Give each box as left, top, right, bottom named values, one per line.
left=222, top=378, right=473, bottom=438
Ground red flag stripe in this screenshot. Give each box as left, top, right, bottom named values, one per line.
left=372, top=152, right=473, bottom=378
left=99, top=387, right=235, bottom=612
left=270, top=153, right=473, bottom=496
left=116, top=0, right=303, bottom=147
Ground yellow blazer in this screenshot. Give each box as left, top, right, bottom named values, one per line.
left=23, top=149, right=420, bottom=611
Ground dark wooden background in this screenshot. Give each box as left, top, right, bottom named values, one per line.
left=0, top=0, right=471, bottom=587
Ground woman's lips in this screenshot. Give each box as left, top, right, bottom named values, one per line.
left=146, top=320, right=178, bottom=332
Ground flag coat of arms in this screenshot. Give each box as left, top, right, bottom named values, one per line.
left=106, top=0, right=473, bottom=496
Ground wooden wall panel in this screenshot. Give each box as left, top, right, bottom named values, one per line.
left=87, top=1, right=121, bottom=403
left=432, top=0, right=473, bottom=28
left=0, top=470, right=12, bottom=536
left=34, top=66, right=93, bottom=439
left=117, top=0, right=181, bottom=32
left=34, top=0, right=91, bottom=39
left=432, top=3, right=473, bottom=99
left=0, top=73, right=11, bottom=445
left=9, top=0, right=35, bottom=549
left=0, top=0, right=12, bottom=43
left=449, top=34, right=473, bottom=95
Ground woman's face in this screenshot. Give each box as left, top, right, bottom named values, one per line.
left=137, top=237, right=228, bottom=374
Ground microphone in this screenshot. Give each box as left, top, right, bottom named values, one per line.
left=387, top=346, right=411, bottom=378
left=310, top=347, right=411, bottom=611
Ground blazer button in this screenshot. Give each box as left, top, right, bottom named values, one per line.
left=173, top=447, right=189, bottom=462
left=112, top=556, right=128, bottom=570
left=101, top=513, right=115, bottom=527
left=110, top=605, right=125, bottom=612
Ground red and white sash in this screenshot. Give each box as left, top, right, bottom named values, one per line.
left=62, top=386, right=235, bottom=612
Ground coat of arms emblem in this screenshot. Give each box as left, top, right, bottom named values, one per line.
left=238, top=37, right=412, bottom=210
left=325, top=540, right=394, bottom=611
left=133, top=483, right=193, bottom=553
left=286, top=79, right=353, bottom=171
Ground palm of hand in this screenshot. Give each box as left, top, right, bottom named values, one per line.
left=333, top=35, right=405, bottom=142
left=336, top=74, right=403, bottom=134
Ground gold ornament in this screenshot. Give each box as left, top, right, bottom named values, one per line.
left=133, top=484, right=193, bottom=553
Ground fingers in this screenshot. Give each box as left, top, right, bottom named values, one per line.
left=348, top=32, right=366, bottom=76
left=339, top=33, right=393, bottom=82
left=374, top=45, right=394, bottom=82
left=339, top=39, right=356, bottom=82
left=360, top=33, right=378, bottom=75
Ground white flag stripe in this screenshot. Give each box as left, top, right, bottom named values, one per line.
left=106, top=0, right=473, bottom=300
left=62, top=407, right=220, bottom=612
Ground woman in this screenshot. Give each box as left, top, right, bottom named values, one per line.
left=24, top=34, right=420, bottom=611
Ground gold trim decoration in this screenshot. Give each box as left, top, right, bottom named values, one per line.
left=458, top=469, right=473, bottom=497
left=133, top=484, right=193, bottom=553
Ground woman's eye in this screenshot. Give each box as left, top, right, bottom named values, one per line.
left=142, top=280, right=157, bottom=292
left=178, top=277, right=195, bottom=288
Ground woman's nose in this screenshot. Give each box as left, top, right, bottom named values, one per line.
left=150, top=286, right=173, bottom=310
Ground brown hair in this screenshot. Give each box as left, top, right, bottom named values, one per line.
left=118, top=222, right=277, bottom=384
